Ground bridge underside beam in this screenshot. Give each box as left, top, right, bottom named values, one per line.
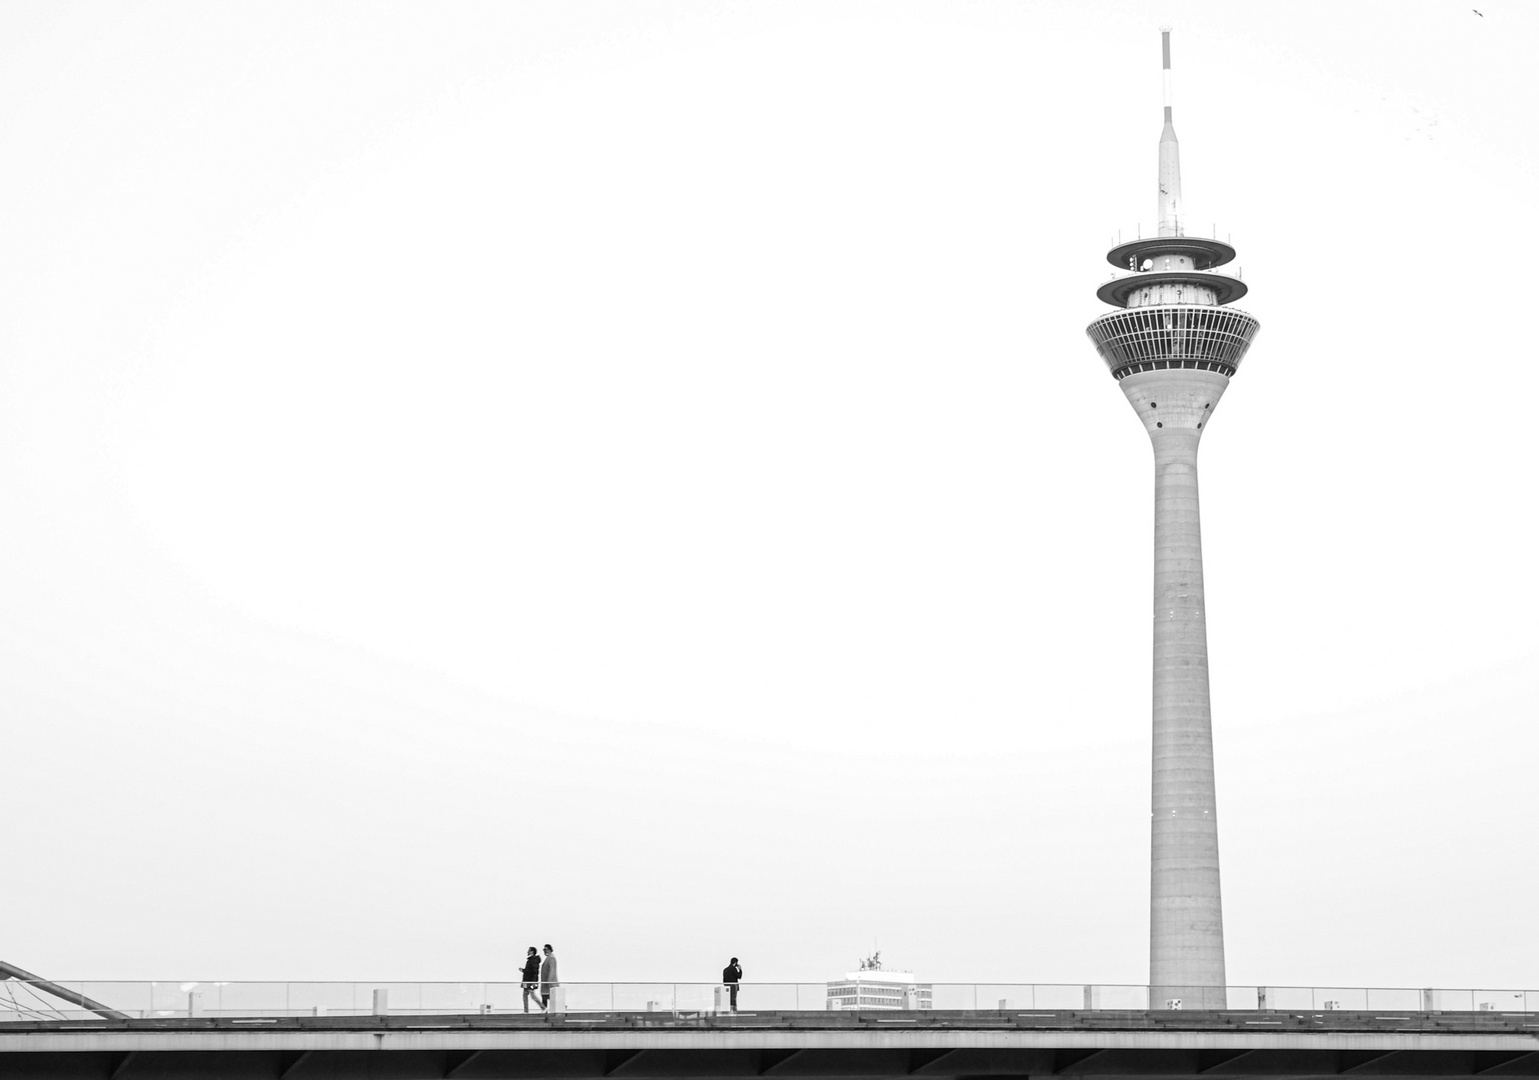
left=3, top=1047, right=1539, bottom=1080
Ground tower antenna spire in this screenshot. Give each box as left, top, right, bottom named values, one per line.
left=1158, top=27, right=1182, bottom=237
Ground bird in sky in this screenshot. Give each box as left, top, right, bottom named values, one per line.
left=1472, top=8, right=1483, bottom=15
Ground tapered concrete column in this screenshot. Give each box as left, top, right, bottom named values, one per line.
left=1120, top=368, right=1228, bottom=1010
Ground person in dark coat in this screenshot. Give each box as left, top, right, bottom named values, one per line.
left=722, top=958, right=743, bottom=1013
left=520, top=946, right=543, bottom=1012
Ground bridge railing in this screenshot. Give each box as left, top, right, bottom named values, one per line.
left=2, top=981, right=1537, bottom=1022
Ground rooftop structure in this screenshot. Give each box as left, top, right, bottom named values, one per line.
left=826, top=953, right=933, bottom=1011
left=1084, top=30, right=1262, bottom=1010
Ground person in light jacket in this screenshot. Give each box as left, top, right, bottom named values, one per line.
left=520, top=946, right=543, bottom=1013
left=539, top=944, right=559, bottom=1009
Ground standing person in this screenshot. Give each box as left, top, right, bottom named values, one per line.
left=539, top=944, right=559, bottom=1010
left=722, top=957, right=743, bottom=1013
left=520, top=946, right=543, bottom=1013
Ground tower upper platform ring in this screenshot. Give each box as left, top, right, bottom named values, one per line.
left=1106, top=236, right=1236, bottom=271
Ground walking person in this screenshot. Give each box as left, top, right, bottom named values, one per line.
left=722, top=957, right=743, bottom=1013
left=520, top=946, right=543, bottom=1013
left=539, top=944, right=559, bottom=1010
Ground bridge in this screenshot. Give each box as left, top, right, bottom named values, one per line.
left=3, top=979, right=1537, bottom=1080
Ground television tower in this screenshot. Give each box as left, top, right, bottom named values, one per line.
left=1085, top=30, right=1261, bottom=1010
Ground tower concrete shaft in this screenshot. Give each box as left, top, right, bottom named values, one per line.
left=1124, top=368, right=1228, bottom=1009
left=1084, top=30, right=1261, bottom=1011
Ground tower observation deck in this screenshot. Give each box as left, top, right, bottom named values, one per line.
left=1085, top=30, right=1261, bottom=1011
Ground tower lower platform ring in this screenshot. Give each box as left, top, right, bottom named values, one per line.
left=1086, top=304, right=1261, bottom=380
left=1096, top=270, right=1247, bottom=307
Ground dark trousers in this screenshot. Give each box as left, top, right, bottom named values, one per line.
left=727, top=983, right=739, bottom=1011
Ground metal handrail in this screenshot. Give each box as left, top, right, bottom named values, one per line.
left=1108, top=225, right=1238, bottom=246
left=2, top=980, right=1535, bottom=1022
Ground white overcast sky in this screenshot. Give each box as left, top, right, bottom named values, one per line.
left=2, top=0, right=1535, bottom=992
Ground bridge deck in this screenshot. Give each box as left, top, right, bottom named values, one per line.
left=5, top=1009, right=1539, bottom=1034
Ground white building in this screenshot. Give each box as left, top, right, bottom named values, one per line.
left=826, top=953, right=932, bottom=1011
